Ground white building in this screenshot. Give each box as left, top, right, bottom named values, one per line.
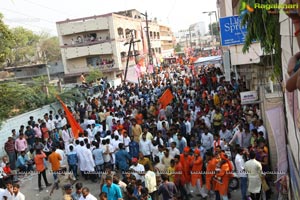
left=56, top=9, right=174, bottom=83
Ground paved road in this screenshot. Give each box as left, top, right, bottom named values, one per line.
left=16, top=171, right=246, bottom=200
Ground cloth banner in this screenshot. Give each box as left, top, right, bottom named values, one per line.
left=56, top=96, right=83, bottom=139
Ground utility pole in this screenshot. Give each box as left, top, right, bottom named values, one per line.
left=123, top=30, right=141, bottom=83
left=142, top=12, right=153, bottom=65
left=189, top=27, right=192, bottom=48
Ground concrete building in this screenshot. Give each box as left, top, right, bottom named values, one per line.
left=159, top=24, right=175, bottom=57
left=279, top=0, right=300, bottom=197
left=218, top=0, right=285, bottom=187
left=56, top=9, right=174, bottom=83
left=2, top=61, right=64, bottom=83
left=175, top=22, right=214, bottom=49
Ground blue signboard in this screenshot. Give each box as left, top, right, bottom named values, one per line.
left=219, top=16, right=247, bottom=46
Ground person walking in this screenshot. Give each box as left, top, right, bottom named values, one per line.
left=157, top=174, right=178, bottom=200
left=34, top=149, right=52, bottom=191
left=245, top=150, right=263, bottom=200
left=235, top=148, right=248, bottom=200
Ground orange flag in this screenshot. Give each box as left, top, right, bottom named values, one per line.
left=158, top=88, right=174, bottom=109
left=56, top=96, right=83, bottom=139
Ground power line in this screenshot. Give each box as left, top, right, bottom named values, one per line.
left=22, top=0, right=75, bottom=18
left=1, top=7, right=55, bottom=24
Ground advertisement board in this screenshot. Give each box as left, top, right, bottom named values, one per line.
left=219, top=16, right=247, bottom=46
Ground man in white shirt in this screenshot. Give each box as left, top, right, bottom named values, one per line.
left=144, top=164, right=157, bottom=199
left=257, top=119, right=267, bottom=139
left=229, top=125, right=243, bottom=146
left=245, top=150, right=263, bottom=200
left=139, top=133, right=152, bottom=158
left=201, top=128, right=214, bottom=152
left=129, top=158, right=145, bottom=182
left=79, top=187, right=97, bottom=200
left=12, top=184, right=25, bottom=200
left=168, top=142, right=180, bottom=158
left=219, top=125, right=232, bottom=143
left=235, top=148, right=247, bottom=200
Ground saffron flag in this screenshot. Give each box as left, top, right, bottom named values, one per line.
left=158, top=88, right=174, bottom=109
left=56, top=96, right=83, bottom=139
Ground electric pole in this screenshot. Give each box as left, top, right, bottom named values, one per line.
left=123, top=30, right=141, bottom=83
left=142, top=12, right=153, bottom=65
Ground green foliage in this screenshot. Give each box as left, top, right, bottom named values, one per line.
left=0, top=79, right=84, bottom=123
left=175, top=43, right=182, bottom=52
left=0, top=13, right=14, bottom=66
left=209, top=22, right=219, bottom=36
left=86, top=68, right=103, bottom=83
left=8, top=27, right=40, bottom=66
left=39, top=36, right=61, bottom=62
left=240, top=0, right=282, bottom=78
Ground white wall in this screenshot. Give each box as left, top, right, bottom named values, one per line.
left=0, top=103, right=61, bottom=157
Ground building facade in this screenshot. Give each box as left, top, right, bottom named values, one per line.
left=56, top=9, right=174, bottom=83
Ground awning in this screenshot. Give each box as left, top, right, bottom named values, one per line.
left=194, top=56, right=222, bottom=66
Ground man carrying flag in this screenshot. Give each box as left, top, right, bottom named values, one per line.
left=56, top=96, right=83, bottom=139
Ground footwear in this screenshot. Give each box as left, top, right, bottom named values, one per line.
left=39, top=187, right=43, bottom=192
left=46, top=183, right=52, bottom=187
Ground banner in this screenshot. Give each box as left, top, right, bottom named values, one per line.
left=158, top=88, right=174, bottom=109
left=266, top=106, right=288, bottom=180
left=125, top=65, right=139, bottom=84
left=56, top=96, right=83, bottom=139
left=240, top=90, right=258, bottom=104
left=219, top=16, right=247, bottom=46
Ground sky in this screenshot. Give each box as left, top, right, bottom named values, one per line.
left=0, top=0, right=217, bottom=35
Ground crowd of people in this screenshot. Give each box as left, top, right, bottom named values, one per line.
left=1, top=59, right=273, bottom=200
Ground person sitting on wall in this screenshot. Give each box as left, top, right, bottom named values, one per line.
left=80, top=73, right=88, bottom=88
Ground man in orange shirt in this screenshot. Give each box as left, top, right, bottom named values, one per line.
left=205, top=151, right=219, bottom=196
left=180, top=147, right=193, bottom=198
left=48, top=146, right=62, bottom=183
left=34, top=149, right=52, bottom=191
left=174, top=155, right=188, bottom=200
left=135, top=111, right=144, bottom=125
left=191, top=149, right=207, bottom=198
left=214, top=154, right=232, bottom=200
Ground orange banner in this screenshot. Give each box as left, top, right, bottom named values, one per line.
left=158, top=88, right=174, bottom=109
left=56, top=96, right=83, bottom=139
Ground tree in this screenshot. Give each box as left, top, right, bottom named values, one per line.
left=39, top=36, right=61, bottom=62
left=8, top=27, right=40, bottom=66
left=208, top=22, right=219, bottom=36
left=0, top=13, right=14, bottom=67
left=86, top=68, right=103, bottom=83
left=175, top=43, right=182, bottom=52
left=240, top=0, right=281, bottom=78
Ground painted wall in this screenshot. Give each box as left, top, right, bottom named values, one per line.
left=0, top=102, right=61, bottom=157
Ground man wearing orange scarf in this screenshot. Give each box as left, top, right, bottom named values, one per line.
left=180, top=147, right=193, bottom=198
left=191, top=149, right=207, bottom=198
left=214, top=153, right=233, bottom=200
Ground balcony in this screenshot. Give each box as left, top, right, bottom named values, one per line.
left=160, top=36, right=173, bottom=41
left=64, top=42, right=113, bottom=59
left=58, top=17, right=109, bottom=35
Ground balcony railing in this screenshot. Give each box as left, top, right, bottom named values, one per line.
left=62, top=38, right=111, bottom=48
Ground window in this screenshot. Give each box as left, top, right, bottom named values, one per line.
left=86, top=56, right=101, bottom=67
left=159, top=48, right=161, bottom=53
left=117, top=28, right=124, bottom=38
left=154, top=32, right=156, bottom=39
left=150, top=31, right=153, bottom=38
left=157, top=32, right=160, bottom=39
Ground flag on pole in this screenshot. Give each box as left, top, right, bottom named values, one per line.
left=158, top=88, right=174, bottom=109
left=56, top=96, right=83, bottom=139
